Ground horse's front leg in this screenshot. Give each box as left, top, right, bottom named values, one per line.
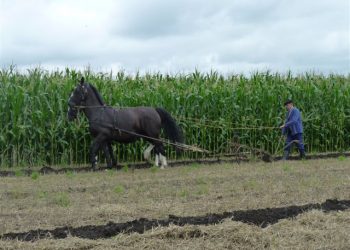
left=107, top=143, right=118, bottom=168
left=102, top=143, right=112, bottom=169
left=102, top=142, right=117, bottom=169
left=90, top=134, right=107, bottom=170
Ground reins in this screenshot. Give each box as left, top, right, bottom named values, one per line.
left=73, top=105, right=281, bottom=130
left=72, top=104, right=282, bottom=159
left=74, top=105, right=110, bottom=109
left=88, top=120, right=210, bottom=153
left=73, top=105, right=210, bottom=153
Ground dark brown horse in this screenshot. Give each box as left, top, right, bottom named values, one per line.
left=67, top=77, right=184, bottom=169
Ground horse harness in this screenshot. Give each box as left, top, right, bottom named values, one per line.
left=86, top=106, right=123, bottom=136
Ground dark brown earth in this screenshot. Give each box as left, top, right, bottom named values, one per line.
left=0, top=152, right=349, bottom=177
left=0, top=157, right=248, bottom=177
left=2, top=199, right=349, bottom=242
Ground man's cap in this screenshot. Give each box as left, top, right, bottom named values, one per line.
left=284, top=99, right=293, bottom=106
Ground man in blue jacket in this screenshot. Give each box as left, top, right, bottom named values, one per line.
left=280, top=99, right=306, bottom=160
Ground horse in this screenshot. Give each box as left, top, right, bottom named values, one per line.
left=67, top=77, right=184, bottom=170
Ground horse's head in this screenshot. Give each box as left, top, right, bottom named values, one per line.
left=67, top=77, right=89, bottom=121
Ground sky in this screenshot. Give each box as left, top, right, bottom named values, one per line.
left=0, top=0, right=349, bottom=75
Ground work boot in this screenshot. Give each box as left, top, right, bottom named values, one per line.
left=299, top=151, right=306, bottom=160
left=282, top=151, right=290, bottom=160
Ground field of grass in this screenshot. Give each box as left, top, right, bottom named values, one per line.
left=1, top=158, right=349, bottom=249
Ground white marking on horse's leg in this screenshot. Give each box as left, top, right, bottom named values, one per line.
left=143, top=144, right=154, bottom=160
left=155, top=154, right=159, bottom=167
left=159, top=154, right=167, bottom=169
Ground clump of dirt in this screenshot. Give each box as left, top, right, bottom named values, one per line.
left=162, top=228, right=207, bottom=239
left=2, top=199, right=349, bottom=242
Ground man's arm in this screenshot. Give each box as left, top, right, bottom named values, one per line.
left=284, top=109, right=299, bottom=127
left=280, top=109, right=298, bottom=129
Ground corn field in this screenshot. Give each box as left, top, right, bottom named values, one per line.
left=1, top=67, right=350, bottom=167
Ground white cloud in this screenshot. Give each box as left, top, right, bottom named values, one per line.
left=0, top=0, right=349, bottom=74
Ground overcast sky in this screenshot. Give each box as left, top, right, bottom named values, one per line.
left=0, top=0, right=349, bottom=75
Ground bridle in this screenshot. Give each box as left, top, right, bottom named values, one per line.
left=78, top=84, right=88, bottom=103
left=68, top=85, right=88, bottom=112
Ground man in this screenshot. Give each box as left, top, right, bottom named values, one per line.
left=280, top=99, right=306, bottom=160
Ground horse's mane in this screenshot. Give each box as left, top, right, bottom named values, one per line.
left=88, top=84, right=105, bottom=106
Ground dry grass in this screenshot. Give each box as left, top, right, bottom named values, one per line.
left=1, top=211, right=349, bottom=250
left=1, top=158, right=350, bottom=249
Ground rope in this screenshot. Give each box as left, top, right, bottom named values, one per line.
left=74, top=105, right=349, bottom=130
left=74, top=105, right=112, bottom=109
left=89, top=121, right=211, bottom=154
left=174, top=115, right=280, bottom=130
left=85, top=119, right=276, bottom=161
left=73, top=105, right=280, bottom=130
left=71, top=104, right=292, bottom=160
left=89, top=120, right=272, bottom=161
left=73, top=105, right=211, bottom=153
left=180, top=122, right=279, bottom=130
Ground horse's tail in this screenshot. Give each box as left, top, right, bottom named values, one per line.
left=155, top=108, right=184, bottom=148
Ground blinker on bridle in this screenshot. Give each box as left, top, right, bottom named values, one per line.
left=69, top=85, right=88, bottom=112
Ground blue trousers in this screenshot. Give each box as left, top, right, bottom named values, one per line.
left=285, top=133, right=305, bottom=153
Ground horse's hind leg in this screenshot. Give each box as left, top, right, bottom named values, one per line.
left=143, top=144, right=154, bottom=161
left=154, top=143, right=167, bottom=169
left=159, top=153, right=168, bottom=169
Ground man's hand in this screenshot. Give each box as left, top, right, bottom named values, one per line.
left=280, top=124, right=285, bottom=129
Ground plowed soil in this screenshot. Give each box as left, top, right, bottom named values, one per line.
left=2, top=199, right=349, bottom=241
